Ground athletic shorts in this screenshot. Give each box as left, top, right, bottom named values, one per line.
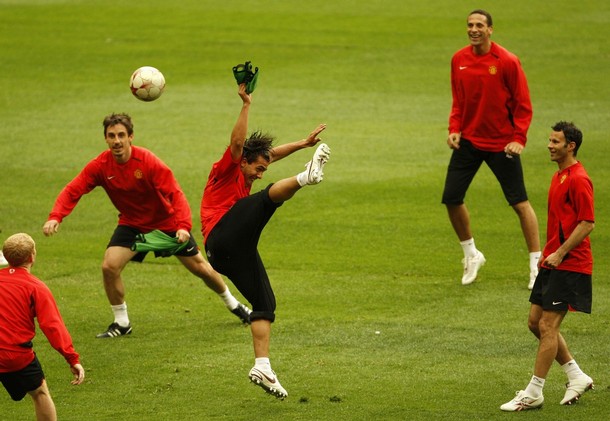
left=108, top=225, right=199, bottom=263
left=0, top=355, right=44, bottom=401
left=529, top=268, right=592, bottom=313
left=441, top=138, right=529, bottom=206
left=205, top=184, right=281, bottom=322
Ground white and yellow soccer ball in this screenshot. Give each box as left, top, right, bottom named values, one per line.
left=129, top=66, right=165, bottom=101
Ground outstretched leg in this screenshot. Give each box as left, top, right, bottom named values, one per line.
left=269, top=142, right=330, bottom=203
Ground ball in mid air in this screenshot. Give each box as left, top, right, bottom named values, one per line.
left=129, top=66, right=165, bottom=101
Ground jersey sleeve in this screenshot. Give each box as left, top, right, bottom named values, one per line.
left=48, top=160, right=100, bottom=223
left=148, top=155, right=193, bottom=232
left=448, top=54, right=463, bottom=134
left=573, top=175, right=595, bottom=223
left=34, top=284, right=80, bottom=367
left=502, top=55, right=532, bottom=145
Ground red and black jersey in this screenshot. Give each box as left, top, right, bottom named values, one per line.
left=543, top=162, right=594, bottom=274
left=48, top=146, right=192, bottom=233
left=200, top=147, right=250, bottom=242
left=0, top=267, right=80, bottom=372
left=449, top=42, right=532, bottom=152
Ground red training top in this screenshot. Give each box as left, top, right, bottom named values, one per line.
left=0, top=267, right=80, bottom=372
left=448, top=42, right=532, bottom=152
left=200, top=147, right=250, bottom=242
left=543, top=162, right=594, bottom=274
left=48, top=146, right=192, bottom=233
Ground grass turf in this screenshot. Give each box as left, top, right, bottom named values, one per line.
left=1, top=0, right=609, bottom=419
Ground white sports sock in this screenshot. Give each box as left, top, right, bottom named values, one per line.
left=529, top=251, right=541, bottom=272
left=218, top=288, right=239, bottom=310
left=460, top=238, right=478, bottom=258
left=255, top=357, right=271, bottom=371
left=111, top=302, right=129, bottom=327
left=296, top=170, right=309, bottom=187
left=562, top=359, right=585, bottom=381
left=524, top=375, right=545, bottom=398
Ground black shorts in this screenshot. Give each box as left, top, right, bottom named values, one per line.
left=529, top=268, right=592, bottom=313
left=108, top=225, right=199, bottom=262
left=0, top=355, right=44, bottom=401
left=205, top=184, right=281, bottom=322
left=441, top=138, right=529, bottom=206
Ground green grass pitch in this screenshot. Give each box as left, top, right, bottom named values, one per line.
left=1, top=0, right=609, bottom=419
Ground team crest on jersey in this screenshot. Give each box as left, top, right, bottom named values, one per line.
left=488, top=66, right=497, bottom=75
left=134, top=169, right=143, bottom=179
left=560, top=174, right=567, bottom=184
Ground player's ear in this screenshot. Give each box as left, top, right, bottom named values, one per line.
left=567, top=141, right=576, bottom=152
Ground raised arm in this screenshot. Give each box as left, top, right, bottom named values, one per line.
left=270, top=124, right=326, bottom=163
left=230, top=84, right=252, bottom=161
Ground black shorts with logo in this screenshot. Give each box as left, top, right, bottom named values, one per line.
left=442, top=138, right=529, bottom=206
left=108, top=225, right=199, bottom=262
left=0, top=355, right=44, bottom=401
left=205, top=184, right=281, bottom=322
left=529, top=267, right=592, bottom=313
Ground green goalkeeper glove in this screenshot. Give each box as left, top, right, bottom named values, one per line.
left=232, top=61, right=259, bottom=94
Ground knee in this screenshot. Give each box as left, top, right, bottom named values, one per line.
left=194, top=259, right=218, bottom=280
left=512, top=201, right=533, bottom=217
left=101, top=260, right=121, bottom=280
left=527, top=318, right=540, bottom=337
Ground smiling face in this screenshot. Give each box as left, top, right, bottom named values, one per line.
left=240, top=155, right=269, bottom=187
left=467, top=13, right=493, bottom=54
left=548, top=130, right=576, bottom=169
left=105, top=123, right=133, bottom=163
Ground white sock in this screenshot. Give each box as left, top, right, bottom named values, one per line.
left=524, top=375, right=545, bottom=398
left=296, top=170, right=309, bottom=187
left=562, top=359, right=585, bottom=381
left=255, top=357, right=271, bottom=371
left=529, top=251, right=541, bottom=272
left=218, top=288, right=239, bottom=310
left=460, top=238, right=478, bottom=258
left=111, top=302, right=129, bottom=327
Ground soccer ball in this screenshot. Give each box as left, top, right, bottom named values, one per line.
left=129, top=66, right=165, bottom=101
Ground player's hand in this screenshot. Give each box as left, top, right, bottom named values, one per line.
left=504, top=141, right=524, bottom=157
left=43, top=220, right=60, bottom=237
left=176, top=229, right=190, bottom=243
left=542, top=251, right=563, bottom=269
left=70, top=364, right=85, bottom=385
left=238, top=83, right=252, bottom=104
left=447, top=133, right=461, bottom=149
left=304, top=124, right=326, bottom=147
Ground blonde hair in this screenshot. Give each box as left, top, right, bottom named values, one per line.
left=2, top=233, right=36, bottom=267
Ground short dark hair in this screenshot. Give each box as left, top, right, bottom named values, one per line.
left=469, top=9, right=493, bottom=27
left=243, top=131, right=274, bottom=163
left=552, top=121, right=583, bottom=156
left=103, top=113, right=134, bottom=136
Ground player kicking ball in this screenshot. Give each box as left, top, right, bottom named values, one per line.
left=200, top=81, right=331, bottom=399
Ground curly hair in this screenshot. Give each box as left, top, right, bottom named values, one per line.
left=552, top=121, right=583, bottom=156
left=242, top=130, right=275, bottom=163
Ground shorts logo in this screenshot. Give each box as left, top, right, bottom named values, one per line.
left=552, top=301, right=563, bottom=306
